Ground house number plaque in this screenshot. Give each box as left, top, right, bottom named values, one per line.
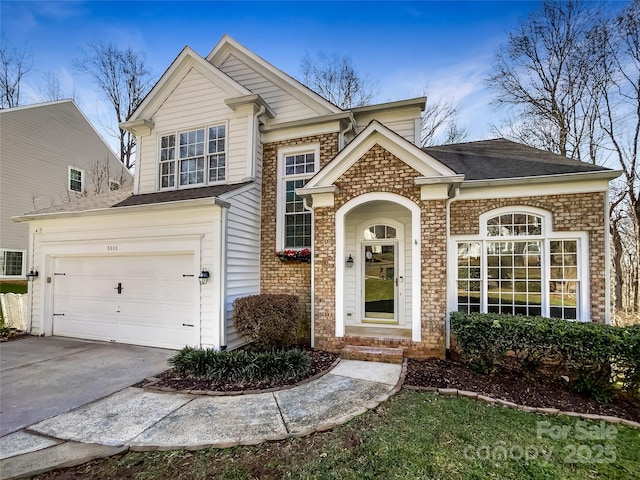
left=107, top=245, right=118, bottom=251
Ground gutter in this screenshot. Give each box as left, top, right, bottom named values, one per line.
left=460, top=170, right=622, bottom=188
left=13, top=197, right=231, bottom=222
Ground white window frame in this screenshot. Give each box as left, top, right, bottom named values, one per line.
left=158, top=122, right=228, bottom=190
left=68, top=166, right=84, bottom=193
left=449, top=206, right=590, bottom=321
left=276, top=143, right=320, bottom=250
left=0, top=248, right=26, bottom=278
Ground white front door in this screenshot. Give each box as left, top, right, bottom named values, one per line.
left=362, top=242, right=398, bottom=323
left=52, top=254, right=198, bottom=349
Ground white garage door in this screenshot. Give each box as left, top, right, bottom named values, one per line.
left=52, top=254, right=198, bottom=349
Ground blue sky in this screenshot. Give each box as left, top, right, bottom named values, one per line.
left=2, top=0, right=547, bottom=146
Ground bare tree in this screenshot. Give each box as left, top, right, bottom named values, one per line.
left=74, top=42, right=153, bottom=169
left=300, top=52, right=377, bottom=108
left=420, top=87, right=468, bottom=146
left=36, top=71, right=80, bottom=103
left=595, top=0, right=640, bottom=313
left=0, top=38, right=32, bottom=108
left=487, top=0, right=640, bottom=319
left=486, top=0, right=602, bottom=160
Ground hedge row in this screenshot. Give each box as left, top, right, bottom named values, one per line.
left=450, top=312, right=640, bottom=402
left=169, top=347, right=310, bottom=386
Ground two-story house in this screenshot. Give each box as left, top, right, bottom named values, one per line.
left=1, top=100, right=132, bottom=281
left=14, top=36, right=619, bottom=357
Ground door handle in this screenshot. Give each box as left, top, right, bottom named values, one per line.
left=115, top=282, right=123, bottom=294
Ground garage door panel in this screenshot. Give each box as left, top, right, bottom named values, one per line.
left=53, top=254, right=198, bottom=349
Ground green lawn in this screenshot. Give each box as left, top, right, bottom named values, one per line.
left=34, top=391, right=640, bottom=480
left=0, top=282, right=27, bottom=294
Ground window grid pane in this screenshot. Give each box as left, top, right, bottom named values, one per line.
left=456, top=242, right=482, bottom=313
left=285, top=153, right=315, bottom=176
left=284, top=179, right=311, bottom=248
left=549, top=240, right=579, bottom=319
left=1, top=250, right=24, bottom=276
left=159, top=134, right=176, bottom=188
left=178, top=129, right=205, bottom=186
left=486, top=213, right=543, bottom=237
left=487, top=241, right=542, bottom=316
left=69, top=169, right=82, bottom=192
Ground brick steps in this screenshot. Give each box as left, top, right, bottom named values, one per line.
left=341, top=345, right=404, bottom=364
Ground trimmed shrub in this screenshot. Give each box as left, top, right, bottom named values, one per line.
left=450, top=312, right=640, bottom=402
left=233, top=294, right=300, bottom=350
left=168, top=347, right=310, bottom=385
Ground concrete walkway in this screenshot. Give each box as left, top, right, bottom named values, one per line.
left=0, top=360, right=403, bottom=479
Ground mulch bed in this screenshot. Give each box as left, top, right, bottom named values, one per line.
left=149, top=349, right=339, bottom=392
left=406, top=357, right=640, bottom=423
left=148, top=348, right=639, bottom=423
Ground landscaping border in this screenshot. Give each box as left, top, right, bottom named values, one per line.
left=140, top=356, right=342, bottom=396
left=402, top=384, right=640, bottom=429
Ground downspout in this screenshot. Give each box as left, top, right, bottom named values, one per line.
left=219, top=207, right=229, bottom=348
left=134, top=135, right=142, bottom=194
left=445, top=185, right=461, bottom=358
left=302, top=196, right=315, bottom=348
left=339, top=120, right=354, bottom=150
left=604, top=188, right=611, bottom=325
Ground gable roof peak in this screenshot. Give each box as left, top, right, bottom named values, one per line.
left=206, top=34, right=342, bottom=115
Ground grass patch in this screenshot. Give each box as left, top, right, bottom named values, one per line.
left=0, top=282, right=28, bottom=294
left=34, top=391, right=640, bottom=479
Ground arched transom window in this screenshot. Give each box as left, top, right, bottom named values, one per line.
left=364, top=225, right=397, bottom=240
left=455, top=209, right=586, bottom=321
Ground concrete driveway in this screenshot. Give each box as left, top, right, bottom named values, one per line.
left=0, top=336, right=174, bottom=437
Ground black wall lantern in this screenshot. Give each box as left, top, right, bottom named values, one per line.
left=346, top=255, right=354, bottom=269
left=199, top=268, right=210, bottom=285
left=26, top=268, right=39, bottom=281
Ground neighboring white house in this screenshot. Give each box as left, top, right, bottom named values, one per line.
left=14, top=36, right=619, bottom=356
left=1, top=100, right=132, bottom=280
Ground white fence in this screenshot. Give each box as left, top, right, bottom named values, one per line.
left=0, top=293, right=28, bottom=331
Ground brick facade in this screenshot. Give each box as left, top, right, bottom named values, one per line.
left=313, top=144, right=448, bottom=359
left=260, top=133, right=340, bottom=341
left=261, top=134, right=609, bottom=357
left=450, top=192, right=607, bottom=323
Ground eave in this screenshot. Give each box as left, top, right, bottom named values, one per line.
left=13, top=197, right=231, bottom=223
left=460, top=170, right=622, bottom=188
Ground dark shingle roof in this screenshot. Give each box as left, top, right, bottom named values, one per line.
left=112, top=182, right=251, bottom=208
left=422, top=139, right=612, bottom=181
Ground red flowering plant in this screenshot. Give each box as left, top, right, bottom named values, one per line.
left=275, top=248, right=311, bottom=263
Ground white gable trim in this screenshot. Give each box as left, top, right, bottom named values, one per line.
left=125, top=46, right=251, bottom=125
left=304, top=121, right=458, bottom=190
left=207, top=34, right=342, bottom=117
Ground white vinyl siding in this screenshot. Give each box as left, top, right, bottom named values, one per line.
left=223, top=184, right=262, bottom=349
left=218, top=54, right=325, bottom=123
left=136, top=68, right=249, bottom=194
left=0, top=101, right=130, bottom=258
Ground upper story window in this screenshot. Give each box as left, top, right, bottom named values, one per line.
left=68, top=167, right=84, bottom=193
left=454, top=208, right=588, bottom=321
left=159, top=124, right=226, bottom=189
left=277, top=144, right=320, bottom=249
